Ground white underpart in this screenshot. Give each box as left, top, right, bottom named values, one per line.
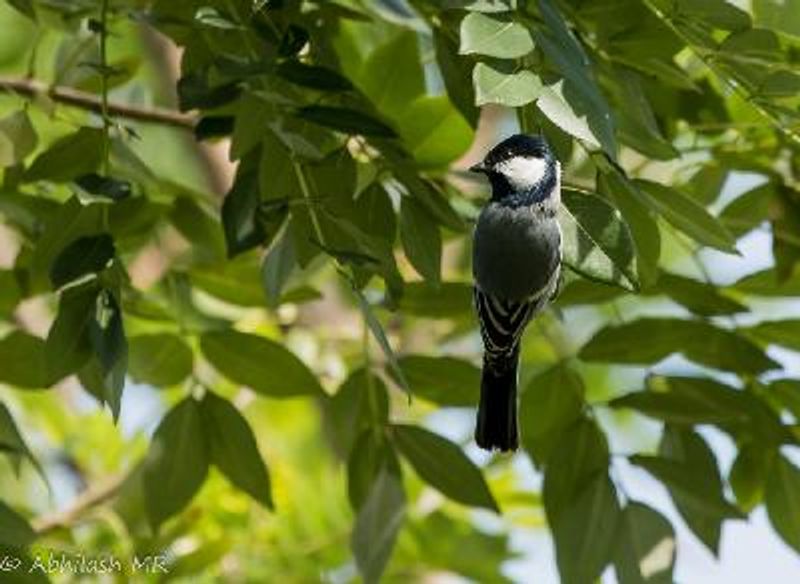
left=495, top=155, right=548, bottom=190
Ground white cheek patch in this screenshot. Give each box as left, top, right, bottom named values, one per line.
left=495, top=156, right=548, bottom=190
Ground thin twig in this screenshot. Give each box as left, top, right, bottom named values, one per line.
left=0, top=75, right=195, bottom=129
left=32, top=472, right=127, bottom=535
left=99, top=0, right=111, bottom=176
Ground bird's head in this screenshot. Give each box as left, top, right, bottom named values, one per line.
left=470, top=134, right=558, bottom=204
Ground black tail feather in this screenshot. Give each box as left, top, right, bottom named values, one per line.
left=475, top=352, right=519, bottom=452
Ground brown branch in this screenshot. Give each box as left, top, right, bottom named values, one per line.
left=31, top=472, right=127, bottom=535
left=0, top=75, right=195, bottom=130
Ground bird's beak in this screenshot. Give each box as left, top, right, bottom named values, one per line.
left=469, top=162, right=488, bottom=174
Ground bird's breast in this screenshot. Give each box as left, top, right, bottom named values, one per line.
left=472, top=203, right=561, bottom=302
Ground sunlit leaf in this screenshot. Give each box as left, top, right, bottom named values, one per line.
left=459, top=12, right=534, bottom=59
left=559, top=188, right=638, bottom=291
left=473, top=62, right=543, bottom=107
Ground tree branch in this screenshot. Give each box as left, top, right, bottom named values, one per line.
left=0, top=75, right=195, bottom=130
left=31, top=472, right=127, bottom=535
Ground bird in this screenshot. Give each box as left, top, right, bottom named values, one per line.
left=470, top=134, right=562, bottom=452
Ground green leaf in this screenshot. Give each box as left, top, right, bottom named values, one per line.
left=359, top=31, right=425, bottom=117
left=295, top=105, right=397, bottom=138
left=87, top=289, right=127, bottom=420
left=520, top=364, right=585, bottom=466
left=0, top=331, right=53, bottom=389
left=580, top=317, right=779, bottom=374
left=769, top=185, right=800, bottom=281
left=769, top=379, right=800, bottom=419
left=720, top=27, right=782, bottom=60
left=610, top=375, right=751, bottom=426
left=543, top=417, right=609, bottom=525
left=444, top=0, right=517, bottom=10
left=400, top=197, right=441, bottom=284
left=326, top=368, right=390, bottom=458
left=351, top=469, right=406, bottom=584
left=200, top=391, right=273, bottom=508
left=25, top=127, right=104, bottom=182
left=0, top=110, right=37, bottom=167
left=230, top=92, right=270, bottom=161
left=433, top=30, right=479, bottom=126
left=733, top=267, right=800, bottom=297
left=656, top=272, right=747, bottom=316
left=729, top=444, right=774, bottom=513
left=396, top=171, right=465, bottom=232
left=684, top=163, right=729, bottom=205
left=473, top=62, right=543, bottom=107
left=556, top=275, right=624, bottom=307
left=635, top=180, right=738, bottom=253
left=49, top=233, right=115, bottom=290
left=0, top=401, right=42, bottom=478
left=607, top=67, right=677, bottom=161
left=533, top=0, right=616, bottom=156
left=170, top=196, right=226, bottom=263
left=395, top=355, right=479, bottom=407
left=347, top=429, right=400, bottom=510
left=200, top=330, right=323, bottom=397
left=553, top=474, right=620, bottom=584
left=765, top=454, right=800, bottom=552
left=744, top=319, right=800, bottom=352
left=0, top=270, right=21, bottom=316
left=613, top=502, right=676, bottom=584
left=32, top=197, right=104, bottom=289
left=597, top=168, right=661, bottom=287
left=632, top=427, right=743, bottom=554
left=0, top=500, right=36, bottom=548
left=459, top=12, right=534, bottom=58
left=74, top=173, right=132, bottom=201
left=5, top=0, right=36, bottom=20
left=191, top=256, right=266, bottom=307
left=559, top=188, right=638, bottom=291
left=396, top=281, right=472, bottom=319
left=261, top=231, right=296, bottom=307
left=45, top=281, right=98, bottom=381
left=223, top=149, right=275, bottom=258
left=392, top=424, right=499, bottom=512
left=275, top=61, right=354, bottom=92
left=720, top=182, right=772, bottom=239
left=753, top=0, right=800, bottom=38
left=396, top=96, right=473, bottom=169
left=677, top=0, right=751, bottom=31
left=143, top=398, right=209, bottom=529
left=128, top=334, right=193, bottom=387
left=349, top=284, right=410, bottom=395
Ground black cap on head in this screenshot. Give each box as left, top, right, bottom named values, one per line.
left=484, top=134, right=551, bottom=166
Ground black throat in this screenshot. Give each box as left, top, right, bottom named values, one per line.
left=489, top=159, right=557, bottom=209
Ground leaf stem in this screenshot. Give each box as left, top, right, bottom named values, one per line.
left=99, top=0, right=111, bottom=177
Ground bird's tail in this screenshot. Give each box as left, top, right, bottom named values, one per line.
left=475, top=349, right=519, bottom=452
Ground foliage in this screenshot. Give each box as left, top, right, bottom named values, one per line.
left=0, top=0, right=799, bottom=582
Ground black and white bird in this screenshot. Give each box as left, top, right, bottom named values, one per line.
left=470, top=134, right=562, bottom=452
